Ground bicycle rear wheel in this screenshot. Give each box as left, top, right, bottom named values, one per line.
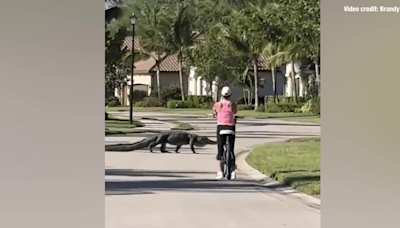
left=225, top=141, right=232, bottom=180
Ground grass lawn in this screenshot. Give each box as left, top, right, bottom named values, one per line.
left=171, top=122, right=195, bottom=130
left=105, top=118, right=147, bottom=136
left=106, top=106, right=211, bottom=116
left=106, top=106, right=320, bottom=124
left=246, top=137, right=320, bottom=195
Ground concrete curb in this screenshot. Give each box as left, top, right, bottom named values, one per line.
left=236, top=145, right=321, bottom=210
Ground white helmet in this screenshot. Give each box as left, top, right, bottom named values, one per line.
left=221, top=86, right=232, bottom=97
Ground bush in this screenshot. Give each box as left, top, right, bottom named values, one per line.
left=300, top=101, right=313, bottom=114
left=134, top=101, right=143, bottom=107
left=311, top=97, right=320, bottom=116
left=300, top=97, right=320, bottom=115
left=141, top=97, right=163, bottom=107
left=236, top=97, right=246, bottom=105
left=187, top=95, right=212, bottom=108
left=105, top=96, right=120, bottom=107
left=265, top=103, right=281, bottom=113
left=167, top=100, right=189, bottom=109
left=277, top=103, right=304, bottom=112
left=129, top=90, right=148, bottom=103
left=265, top=103, right=304, bottom=113
left=161, top=84, right=182, bottom=102
left=256, top=104, right=265, bottom=112
left=237, top=97, right=264, bottom=106
left=294, top=107, right=303, bottom=113
left=264, top=95, right=307, bottom=105
left=237, top=104, right=254, bottom=110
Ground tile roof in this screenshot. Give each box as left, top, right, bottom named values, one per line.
left=150, top=53, right=180, bottom=72
left=122, top=36, right=140, bottom=52
left=122, top=36, right=270, bottom=73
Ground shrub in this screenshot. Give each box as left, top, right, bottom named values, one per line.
left=237, top=104, right=254, bottom=110
left=237, top=97, right=264, bottom=106
left=141, top=97, right=163, bottom=107
left=300, top=97, right=320, bottom=115
left=167, top=100, right=189, bottom=109
left=105, top=96, right=120, bottom=107
left=187, top=95, right=212, bottom=108
left=107, top=99, right=120, bottom=107
left=265, top=103, right=281, bottom=113
left=236, top=98, right=246, bottom=105
left=134, top=101, right=143, bottom=107
left=256, top=104, right=265, bottom=112
left=161, top=84, right=182, bottom=102
left=129, top=90, right=148, bottom=103
left=277, top=103, right=304, bottom=112
left=294, top=107, right=303, bottom=113
left=301, top=101, right=313, bottom=114
left=265, top=103, right=304, bottom=113
left=265, top=95, right=307, bottom=105
left=311, top=97, right=320, bottom=116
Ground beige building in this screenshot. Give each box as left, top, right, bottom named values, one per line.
left=115, top=37, right=189, bottom=106
left=188, top=55, right=287, bottom=102
left=114, top=37, right=317, bottom=105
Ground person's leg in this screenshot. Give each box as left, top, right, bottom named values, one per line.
left=216, top=125, right=224, bottom=179
left=230, top=125, right=236, bottom=169
left=223, top=125, right=236, bottom=179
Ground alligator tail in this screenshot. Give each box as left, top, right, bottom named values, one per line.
left=105, top=136, right=157, bottom=151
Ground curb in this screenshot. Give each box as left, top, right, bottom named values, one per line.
left=236, top=145, right=321, bottom=210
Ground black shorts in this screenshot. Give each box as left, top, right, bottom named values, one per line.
left=216, top=125, right=236, bottom=161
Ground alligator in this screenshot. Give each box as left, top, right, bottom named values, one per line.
left=105, top=131, right=216, bottom=153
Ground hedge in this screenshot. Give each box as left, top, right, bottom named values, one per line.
left=167, top=100, right=189, bottom=109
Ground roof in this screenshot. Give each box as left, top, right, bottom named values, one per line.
left=122, top=36, right=140, bottom=52
left=150, top=53, right=180, bottom=72
left=121, top=36, right=270, bottom=74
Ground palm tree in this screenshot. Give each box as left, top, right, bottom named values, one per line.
left=158, top=5, right=199, bottom=101
left=217, top=6, right=280, bottom=110
left=119, top=1, right=171, bottom=101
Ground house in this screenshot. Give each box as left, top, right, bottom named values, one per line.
left=115, top=37, right=189, bottom=106
left=114, top=37, right=317, bottom=105
left=188, top=55, right=287, bottom=102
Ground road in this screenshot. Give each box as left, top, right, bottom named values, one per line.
left=105, top=112, right=321, bottom=228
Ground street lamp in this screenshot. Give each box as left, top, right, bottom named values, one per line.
left=129, top=13, right=136, bottom=124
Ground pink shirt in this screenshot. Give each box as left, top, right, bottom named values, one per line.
left=214, top=100, right=235, bottom=126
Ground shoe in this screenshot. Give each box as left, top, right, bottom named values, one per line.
left=216, top=171, right=223, bottom=179
left=230, top=171, right=236, bottom=180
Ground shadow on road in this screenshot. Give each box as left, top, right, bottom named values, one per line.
left=106, top=178, right=264, bottom=195
left=106, top=169, right=215, bottom=178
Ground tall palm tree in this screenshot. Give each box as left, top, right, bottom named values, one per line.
left=217, top=6, right=279, bottom=110
left=119, top=0, right=171, bottom=101
left=262, top=42, right=284, bottom=103
left=158, top=5, right=199, bottom=101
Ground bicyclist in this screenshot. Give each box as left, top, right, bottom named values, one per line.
left=212, top=86, right=237, bottom=179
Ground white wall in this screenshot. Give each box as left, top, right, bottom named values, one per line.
left=188, top=69, right=286, bottom=102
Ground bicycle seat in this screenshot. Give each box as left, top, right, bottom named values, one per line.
left=219, top=129, right=235, bottom=135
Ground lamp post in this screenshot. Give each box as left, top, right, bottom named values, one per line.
left=129, top=14, right=136, bottom=124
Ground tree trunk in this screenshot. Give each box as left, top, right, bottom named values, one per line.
left=271, top=67, right=277, bottom=103
left=253, top=58, right=259, bottom=110
left=248, top=89, right=251, bottom=105
left=243, top=88, right=247, bottom=105
left=178, top=59, right=185, bottom=101
left=156, top=61, right=162, bottom=102
left=291, top=62, right=298, bottom=103
left=314, top=60, right=320, bottom=97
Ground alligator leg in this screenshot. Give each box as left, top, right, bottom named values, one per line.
left=160, top=143, right=168, bottom=153
left=175, top=145, right=181, bottom=153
